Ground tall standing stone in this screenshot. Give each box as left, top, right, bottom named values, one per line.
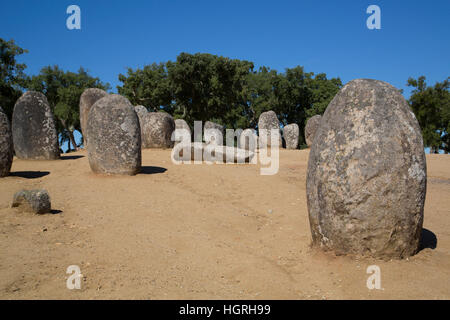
left=79, top=88, right=108, bottom=148
left=204, top=121, right=224, bottom=145
left=142, top=112, right=175, bottom=148
left=283, top=123, right=299, bottom=149
left=0, top=107, right=13, bottom=177
left=134, top=105, right=148, bottom=143
left=306, top=79, right=427, bottom=259
left=12, top=91, right=59, bottom=160
left=86, top=94, right=141, bottom=175
left=174, top=119, right=191, bottom=145
left=258, top=110, right=281, bottom=148
left=305, top=115, right=322, bottom=147
left=238, top=129, right=258, bottom=151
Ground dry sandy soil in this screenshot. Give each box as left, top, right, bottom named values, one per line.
left=0, top=149, right=449, bottom=299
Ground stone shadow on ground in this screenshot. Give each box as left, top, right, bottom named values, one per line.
left=140, top=166, right=167, bottom=175
left=419, top=228, right=437, bottom=251
left=9, top=171, right=50, bottom=179
left=60, top=155, right=84, bottom=160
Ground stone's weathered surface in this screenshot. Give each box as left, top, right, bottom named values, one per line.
left=283, top=123, right=299, bottom=149
left=79, top=88, right=108, bottom=148
left=238, top=129, right=258, bottom=151
left=134, top=105, right=148, bottom=140
left=173, top=119, right=191, bottom=145
left=305, top=115, right=322, bottom=147
left=173, top=143, right=255, bottom=163
left=204, top=121, right=224, bottom=145
left=12, top=189, right=51, bottom=214
left=175, top=119, right=191, bottom=134
left=142, top=112, right=175, bottom=148
left=134, top=105, right=148, bottom=120
left=306, top=79, right=427, bottom=259
left=258, top=110, right=281, bottom=148
left=12, top=91, right=60, bottom=160
left=86, top=94, right=141, bottom=175
left=0, top=107, right=13, bottom=177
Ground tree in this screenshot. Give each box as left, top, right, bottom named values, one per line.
left=27, top=66, right=110, bottom=151
left=408, top=76, right=450, bottom=153
left=117, top=52, right=341, bottom=147
left=118, top=63, right=173, bottom=112
left=0, top=38, right=28, bottom=120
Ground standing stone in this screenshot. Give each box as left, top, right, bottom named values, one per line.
left=283, top=123, right=299, bottom=149
left=134, top=105, right=148, bottom=142
left=12, top=91, right=59, bottom=160
left=0, top=107, right=13, bottom=177
left=238, top=129, right=258, bottom=151
left=204, top=121, right=224, bottom=145
left=305, top=115, right=322, bottom=147
left=258, top=110, right=281, bottom=148
left=174, top=119, right=191, bottom=145
left=80, top=88, right=108, bottom=148
left=175, top=119, right=191, bottom=135
left=87, top=94, right=141, bottom=175
left=306, top=79, right=427, bottom=259
left=142, top=112, right=175, bottom=148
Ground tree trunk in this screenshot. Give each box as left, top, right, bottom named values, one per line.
left=68, top=130, right=78, bottom=151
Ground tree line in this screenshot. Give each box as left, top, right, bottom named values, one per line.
left=1, top=38, right=449, bottom=152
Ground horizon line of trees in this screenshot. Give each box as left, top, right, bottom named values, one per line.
left=1, top=38, right=449, bottom=153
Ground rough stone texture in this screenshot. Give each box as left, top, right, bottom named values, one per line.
left=12, top=189, right=51, bottom=214
left=134, top=105, right=148, bottom=141
left=238, top=129, right=258, bottom=151
left=204, top=121, right=224, bottom=145
left=306, top=79, right=427, bottom=259
left=12, top=91, right=60, bottom=160
left=173, top=142, right=255, bottom=163
left=283, top=123, right=299, bottom=149
left=142, top=112, right=175, bottom=148
left=0, top=107, right=13, bottom=177
left=80, top=88, right=108, bottom=148
left=173, top=119, right=191, bottom=145
left=86, top=94, right=141, bottom=175
left=258, top=110, right=281, bottom=148
left=305, top=115, right=322, bottom=147
left=134, top=105, right=148, bottom=120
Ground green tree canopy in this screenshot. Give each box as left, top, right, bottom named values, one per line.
left=0, top=38, right=28, bottom=120
left=408, top=76, right=450, bottom=153
left=118, top=52, right=341, bottom=147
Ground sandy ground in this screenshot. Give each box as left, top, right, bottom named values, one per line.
left=0, top=149, right=449, bottom=300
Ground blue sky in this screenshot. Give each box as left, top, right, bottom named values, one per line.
left=1, top=0, right=449, bottom=151
left=1, top=0, right=449, bottom=97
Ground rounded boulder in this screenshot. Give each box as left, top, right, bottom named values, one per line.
left=283, top=123, right=299, bottom=149
left=79, top=88, right=108, bottom=148
left=142, top=112, right=175, bottom=148
left=0, top=107, right=13, bottom=177
left=12, top=91, right=59, bottom=160
left=258, top=110, right=281, bottom=148
left=305, top=115, right=322, bottom=147
left=306, top=79, right=426, bottom=259
left=86, top=94, right=141, bottom=175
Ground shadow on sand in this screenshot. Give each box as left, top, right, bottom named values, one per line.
left=419, top=228, right=437, bottom=251
left=140, top=166, right=167, bottom=175
left=10, top=171, right=50, bottom=179
left=60, top=155, right=84, bottom=160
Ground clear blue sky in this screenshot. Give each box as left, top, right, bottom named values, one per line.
left=1, top=0, right=449, bottom=99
